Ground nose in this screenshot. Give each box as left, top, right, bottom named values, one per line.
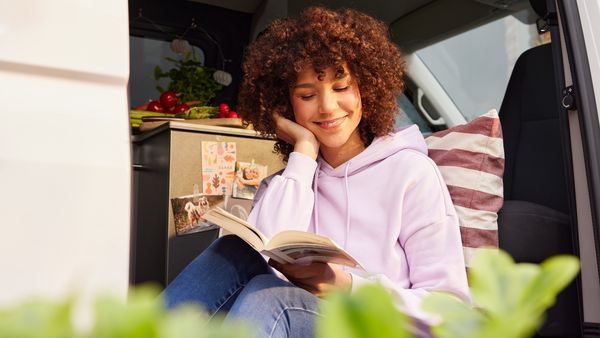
left=318, top=91, right=338, bottom=114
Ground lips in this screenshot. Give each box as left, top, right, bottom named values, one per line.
left=314, top=116, right=346, bottom=129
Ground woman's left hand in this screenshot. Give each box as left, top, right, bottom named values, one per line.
left=269, top=260, right=352, bottom=297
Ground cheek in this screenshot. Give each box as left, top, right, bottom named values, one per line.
left=291, top=100, right=312, bottom=124
left=340, top=91, right=362, bottom=113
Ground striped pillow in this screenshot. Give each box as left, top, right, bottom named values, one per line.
left=425, top=109, right=504, bottom=266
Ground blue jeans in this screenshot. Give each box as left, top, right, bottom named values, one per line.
left=162, top=235, right=320, bottom=338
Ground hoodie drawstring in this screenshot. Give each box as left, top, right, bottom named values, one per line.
left=343, top=162, right=351, bottom=248
left=313, top=161, right=351, bottom=249
left=313, top=162, right=321, bottom=234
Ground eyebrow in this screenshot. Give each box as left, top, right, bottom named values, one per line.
left=293, top=83, right=314, bottom=89
left=293, top=72, right=349, bottom=89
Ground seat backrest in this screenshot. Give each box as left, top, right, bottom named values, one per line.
left=498, top=32, right=579, bottom=337
left=499, top=43, right=569, bottom=214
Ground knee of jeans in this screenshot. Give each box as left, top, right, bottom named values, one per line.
left=208, top=235, right=255, bottom=257
left=234, top=275, right=284, bottom=307
left=210, top=234, right=245, bottom=249
left=245, top=274, right=288, bottom=292
left=237, top=275, right=317, bottom=309
left=228, top=275, right=320, bottom=332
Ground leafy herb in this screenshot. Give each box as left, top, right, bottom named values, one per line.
left=154, top=52, right=222, bottom=105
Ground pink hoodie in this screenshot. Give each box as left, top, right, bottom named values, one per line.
left=248, top=125, right=470, bottom=322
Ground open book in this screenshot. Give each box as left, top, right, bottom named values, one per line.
left=203, top=207, right=362, bottom=268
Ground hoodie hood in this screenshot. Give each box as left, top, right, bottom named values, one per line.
left=312, top=124, right=427, bottom=244
left=317, top=125, right=427, bottom=177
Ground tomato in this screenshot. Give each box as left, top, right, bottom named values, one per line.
left=146, top=101, right=164, bottom=112
left=218, top=111, right=227, bottom=118
left=170, top=103, right=189, bottom=115
left=226, top=111, right=239, bottom=118
left=160, top=91, right=178, bottom=108
left=218, top=103, right=229, bottom=113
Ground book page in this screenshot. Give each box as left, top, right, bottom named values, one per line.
left=268, top=245, right=362, bottom=268
left=202, top=208, right=267, bottom=251
left=266, top=230, right=339, bottom=249
left=213, top=207, right=268, bottom=241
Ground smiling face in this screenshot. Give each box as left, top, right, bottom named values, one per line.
left=243, top=167, right=259, bottom=180
left=289, top=64, right=365, bottom=166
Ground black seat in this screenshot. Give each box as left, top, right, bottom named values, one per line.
left=497, top=4, right=579, bottom=335
left=498, top=43, right=573, bottom=263
left=500, top=43, right=569, bottom=217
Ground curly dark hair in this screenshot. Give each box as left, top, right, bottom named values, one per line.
left=238, top=6, right=407, bottom=161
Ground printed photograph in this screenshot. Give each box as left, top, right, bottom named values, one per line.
left=171, top=194, right=224, bottom=236
left=201, top=141, right=236, bottom=195
left=232, top=161, right=268, bottom=200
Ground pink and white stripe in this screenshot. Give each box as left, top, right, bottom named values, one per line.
left=425, top=110, right=504, bottom=266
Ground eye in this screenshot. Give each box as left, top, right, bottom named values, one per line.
left=299, top=94, right=315, bottom=101
left=334, top=86, right=349, bottom=92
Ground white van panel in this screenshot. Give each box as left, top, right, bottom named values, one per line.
left=0, top=0, right=131, bottom=310
left=573, top=0, right=600, bottom=323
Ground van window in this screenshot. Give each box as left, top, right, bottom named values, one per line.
left=415, top=9, right=547, bottom=121
left=129, top=36, right=205, bottom=107
left=396, top=93, right=433, bottom=135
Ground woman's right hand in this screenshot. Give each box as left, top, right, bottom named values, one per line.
left=273, top=113, right=320, bottom=160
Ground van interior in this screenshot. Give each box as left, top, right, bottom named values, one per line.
left=128, top=0, right=600, bottom=336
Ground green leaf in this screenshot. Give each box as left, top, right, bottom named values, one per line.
left=0, top=296, right=77, bottom=338
left=165, top=57, right=178, bottom=64
left=518, top=255, right=580, bottom=314
left=153, top=66, right=163, bottom=80
left=423, top=249, right=580, bottom=338
left=475, top=314, right=541, bottom=338
left=316, top=284, right=413, bottom=338
left=159, top=305, right=206, bottom=338
left=90, top=285, right=163, bottom=338
left=152, top=53, right=224, bottom=104
left=468, top=249, right=524, bottom=315
left=158, top=305, right=254, bottom=338
left=422, top=293, right=484, bottom=338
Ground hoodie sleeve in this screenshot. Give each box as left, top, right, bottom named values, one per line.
left=350, top=156, right=470, bottom=324
left=247, top=152, right=318, bottom=238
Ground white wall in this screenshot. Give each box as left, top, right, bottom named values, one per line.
left=0, top=0, right=131, bottom=313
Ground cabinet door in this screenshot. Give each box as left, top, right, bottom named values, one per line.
left=165, top=130, right=285, bottom=284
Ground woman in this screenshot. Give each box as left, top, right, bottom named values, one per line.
left=164, top=7, right=469, bottom=337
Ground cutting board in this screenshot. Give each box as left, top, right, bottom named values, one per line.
left=139, top=117, right=246, bottom=132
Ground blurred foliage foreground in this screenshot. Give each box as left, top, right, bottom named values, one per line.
left=0, top=249, right=579, bottom=338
